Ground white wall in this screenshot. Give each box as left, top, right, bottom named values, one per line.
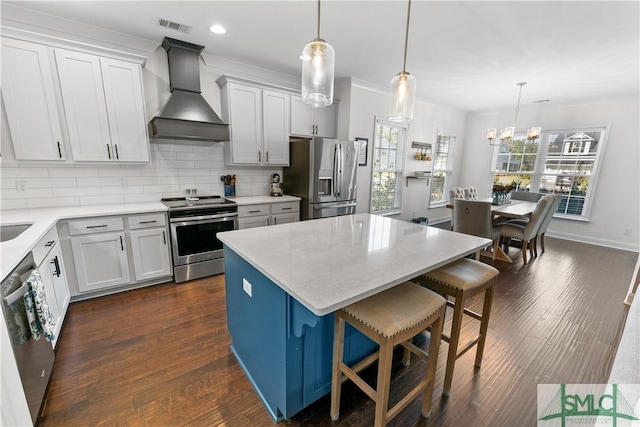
left=459, top=95, right=640, bottom=252
left=340, top=78, right=467, bottom=221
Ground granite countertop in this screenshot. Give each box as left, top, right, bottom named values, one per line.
left=226, top=195, right=301, bottom=205
left=218, top=213, right=491, bottom=316
left=0, top=202, right=166, bottom=280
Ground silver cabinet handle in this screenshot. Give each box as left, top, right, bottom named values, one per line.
left=114, top=144, right=119, bottom=160
left=138, top=220, right=157, bottom=224
left=57, top=141, right=63, bottom=159
left=86, top=224, right=108, bottom=229
left=266, top=151, right=269, bottom=162
left=281, top=207, right=292, bottom=211
left=248, top=210, right=261, bottom=213
left=258, top=151, right=261, bottom=162
left=162, top=230, right=166, bottom=245
left=107, top=144, right=111, bottom=159
left=120, top=235, right=124, bottom=251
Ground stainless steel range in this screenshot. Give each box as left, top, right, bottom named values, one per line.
left=162, top=196, right=238, bottom=283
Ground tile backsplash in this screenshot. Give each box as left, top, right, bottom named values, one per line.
left=0, top=142, right=281, bottom=210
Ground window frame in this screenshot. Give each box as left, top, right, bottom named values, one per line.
left=369, top=117, right=407, bottom=215
left=429, top=131, right=456, bottom=208
left=490, top=125, right=610, bottom=221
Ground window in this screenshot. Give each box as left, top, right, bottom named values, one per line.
left=491, top=126, right=608, bottom=220
left=430, top=133, right=456, bottom=207
left=370, top=119, right=406, bottom=214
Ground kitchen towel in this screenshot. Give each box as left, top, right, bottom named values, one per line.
left=23, top=269, right=56, bottom=342
left=0, top=272, right=32, bottom=345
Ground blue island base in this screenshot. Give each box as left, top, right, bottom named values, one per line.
left=223, top=247, right=377, bottom=422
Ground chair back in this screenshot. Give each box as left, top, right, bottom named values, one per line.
left=511, top=191, right=542, bottom=202
left=522, top=195, right=553, bottom=240
left=449, top=187, right=466, bottom=201
left=464, top=186, right=479, bottom=200
left=537, top=194, right=562, bottom=235
left=453, top=199, right=494, bottom=240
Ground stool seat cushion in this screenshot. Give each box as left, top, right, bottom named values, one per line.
left=342, top=282, right=445, bottom=339
left=423, top=258, right=499, bottom=292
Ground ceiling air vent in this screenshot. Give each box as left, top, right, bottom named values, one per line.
left=158, top=18, right=192, bottom=34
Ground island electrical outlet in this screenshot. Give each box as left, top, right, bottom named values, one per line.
left=243, top=278, right=252, bottom=297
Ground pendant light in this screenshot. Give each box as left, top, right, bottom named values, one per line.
left=389, top=0, right=416, bottom=122
left=487, top=82, right=541, bottom=148
left=301, top=0, right=335, bottom=107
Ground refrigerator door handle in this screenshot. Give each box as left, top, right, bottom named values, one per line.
left=331, top=144, right=340, bottom=197
left=338, top=144, right=344, bottom=197
left=313, top=201, right=357, bottom=209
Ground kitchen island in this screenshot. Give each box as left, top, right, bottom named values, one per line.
left=218, top=213, right=491, bottom=422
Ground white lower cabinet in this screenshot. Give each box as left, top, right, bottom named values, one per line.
left=129, top=227, right=171, bottom=282
left=65, top=212, right=171, bottom=297
left=71, top=232, right=131, bottom=293
left=33, top=226, right=70, bottom=348
left=237, top=201, right=300, bottom=230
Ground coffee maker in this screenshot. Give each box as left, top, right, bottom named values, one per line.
left=270, top=173, right=283, bottom=197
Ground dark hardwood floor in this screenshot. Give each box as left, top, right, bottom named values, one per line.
left=39, top=237, right=637, bottom=426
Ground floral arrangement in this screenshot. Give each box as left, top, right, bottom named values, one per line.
left=492, top=182, right=517, bottom=204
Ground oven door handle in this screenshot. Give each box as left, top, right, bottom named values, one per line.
left=170, top=212, right=238, bottom=224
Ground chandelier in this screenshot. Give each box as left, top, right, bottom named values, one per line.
left=487, top=82, right=541, bottom=148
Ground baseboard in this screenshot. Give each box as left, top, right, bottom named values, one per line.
left=545, top=230, right=640, bottom=253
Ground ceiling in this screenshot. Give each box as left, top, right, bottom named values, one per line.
left=3, top=1, right=639, bottom=112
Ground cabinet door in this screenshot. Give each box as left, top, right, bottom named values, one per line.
left=228, top=83, right=262, bottom=164
left=55, top=48, right=112, bottom=161
left=262, top=90, right=290, bottom=165
left=100, top=58, right=149, bottom=163
left=238, top=215, right=270, bottom=230
left=272, top=212, right=299, bottom=226
left=290, top=96, right=314, bottom=137
left=314, top=104, right=336, bottom=138
left=71, top=232, right=130, bottom=292
left=129, top=228, right=172, bottom=282
left=1, top=38, right=65, bottom=161
left=49, top=246, right=70, bottom=327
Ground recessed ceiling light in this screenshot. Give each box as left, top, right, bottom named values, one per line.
left=209, top=25, right=227, bottom=35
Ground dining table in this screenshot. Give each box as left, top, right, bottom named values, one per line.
left=447, top=198, right=538, bottom=263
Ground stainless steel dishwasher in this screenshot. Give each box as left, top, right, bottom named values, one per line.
left=1, top=252, right=55, bottom=424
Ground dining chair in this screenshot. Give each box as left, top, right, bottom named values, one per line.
left=453, top=199, right=501, bottom=260
left=495, top=195, right=553, bottom=265
left=504, top=194, right=562, bottom=256
left=464, top=186, right=479, bottom=200
left=510, top=191, right=542, bottom=202
left=448, top=187, right=466, bottom=230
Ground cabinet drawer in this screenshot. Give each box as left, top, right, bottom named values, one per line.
left=238, top=215, right=270, bottom=230
left=238, top=204, right=270, bottom=217
left=127, top=213, right=167, bottom=229
left=33, top=226, right=59, bottom=267
left=68, top=217, right=124, bottom=236
left=271, top=201, right=299, bottom=214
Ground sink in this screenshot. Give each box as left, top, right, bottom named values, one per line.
left=0, top=223, right=33, bottom=242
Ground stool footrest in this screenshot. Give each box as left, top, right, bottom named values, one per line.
left=338, top=361, right=377, bottom=402
left=400, top=341, right=429, bottom=362
left=455, top=337, right=481, bottom=360
left=387, top=379, right=429, bottom=421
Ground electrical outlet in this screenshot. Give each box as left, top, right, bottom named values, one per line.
left=120, top=179, right=128, bottom=190
left=624, top=228, right=632, bottom=235
left=15, top=180, right=27, bottom=193
left=242, top=278, right=252, bottom=297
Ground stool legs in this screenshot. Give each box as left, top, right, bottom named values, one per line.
left=374, top=339, right=394, bottom=427
left=474, top=286, right=494, bottom=368
left=443, top=294, right=465, bottom=396
left=330, top=314, right=346, bottom=421
left=421, top=313, right=443, bottom=417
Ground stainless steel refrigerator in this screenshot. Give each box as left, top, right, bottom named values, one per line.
left=284, top=137, right=357, bottom=220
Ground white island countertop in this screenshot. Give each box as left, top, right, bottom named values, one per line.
left=218, top=213, right=491, bottom=316
left=0, top=202, right=166, bottom=279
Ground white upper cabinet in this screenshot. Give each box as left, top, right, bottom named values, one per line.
left=1, top=38, right=66, bottom=161
left=262, top=90, right=290, bottom=165
left=218, top=77, right=290, bottom=166
left=55, top=49, right=149, bottom=163
left=290, top=96, right=336, bottom=138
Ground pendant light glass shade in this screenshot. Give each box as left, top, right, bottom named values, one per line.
left=389, top=71, right=416, bottom=122
left=389, top=0, right=416, bottom=122
left=301, top=38, right=335, bottom=107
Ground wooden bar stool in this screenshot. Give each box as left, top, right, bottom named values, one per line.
left=414, top=258, right=499, bottom=396
left=330, top=282, right=446, bottom=427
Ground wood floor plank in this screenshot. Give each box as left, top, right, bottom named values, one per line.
left=38, top=237, right=637, bottom=426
